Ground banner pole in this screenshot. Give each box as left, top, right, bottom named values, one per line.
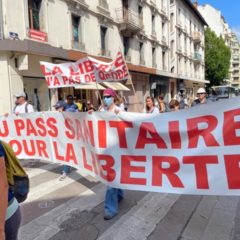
left=118, top=47, right=136, bottom=95
left=95, top=83, right=103, bottom=110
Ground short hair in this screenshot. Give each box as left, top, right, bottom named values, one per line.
left=169, top=99, right=180, bottom=109
left=158, top=94, right=164, bottom=101
left=66, top=95, right=74, bottom=100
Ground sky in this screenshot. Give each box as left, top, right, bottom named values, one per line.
left=197, top=0, right=240, bottom=40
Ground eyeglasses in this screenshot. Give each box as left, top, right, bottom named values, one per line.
left=103, top=95, right=112, bottom=99
left=198, top=93, right=205, bottom=95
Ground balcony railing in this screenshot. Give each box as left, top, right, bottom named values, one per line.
left=161, top=36, right=167, bottom=45
left=232, top=54, right=239, bottom=60
left=140, top=58, right=145, bottom=65
left=150, top=0, right=156, bottom=6
left=160, top=6, right=167, bottom=16
left=72, top=40, right=85, bottom=51
left=151, top=30, right=156, bottom=38
left=116, top=8, right=143, bottom=34
left=176, top=21, right=182, bottom=29
left=99, top=49, right=111, bottom=57
left=125, top=54, right=131, bottom=62
left=194, top=52, right=202, bottom=62
left=98, top=0, right=109, bottom=10
left=162, top=65, right=167, bottom=71
left=192, top=31, right=201, bottom=43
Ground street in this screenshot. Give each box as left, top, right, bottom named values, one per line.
left=18, top=159, right=240, bottom=240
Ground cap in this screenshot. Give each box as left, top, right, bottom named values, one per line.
left=15, top=92, right=26, bottom=98
left=197, top=88, right=206, bottom=94
left=103, top=88, right=117, bottom=97
left=53, top=100, right=67, bottom=110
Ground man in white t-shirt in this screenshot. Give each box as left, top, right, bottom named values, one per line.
left=14, top=92, right=34, bottom=114
left=13, top=92, right=36, bottom=167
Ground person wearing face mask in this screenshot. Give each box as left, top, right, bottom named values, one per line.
left=99, top=88, right=122, bottom=114
left=99, top=88, right=124, bottom=220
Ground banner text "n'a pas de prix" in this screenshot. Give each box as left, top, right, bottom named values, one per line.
left=40, top=51, right=128, bottom=88
left=1, top=98, right=240, bottom=195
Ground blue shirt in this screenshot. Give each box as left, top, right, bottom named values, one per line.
left=64, top=103, right=78, bottom=112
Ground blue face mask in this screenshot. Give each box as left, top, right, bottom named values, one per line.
left=103, top=97, right=113, bottom=107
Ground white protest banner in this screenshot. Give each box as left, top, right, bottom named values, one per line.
left=1, top=98, right=240, bottom=195
left=40, top=51, right=128, bottom=88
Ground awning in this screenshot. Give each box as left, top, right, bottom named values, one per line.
left=74, top=83, right=106, bottom=90
left=102, top=82, right=130, bottom=91
left=179, top=75, right=210, bottom=84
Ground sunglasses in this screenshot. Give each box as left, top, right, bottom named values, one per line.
left=103, top=95, right=112, bottom=99
left=198, top=93, right=205, bottom=95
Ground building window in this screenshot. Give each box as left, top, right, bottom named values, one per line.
left=152, top=14, right=155, bottom=35
left=100, top=26, right=107, bottom=52
left=162, top=50, right=166, bottom=70
left=72, top=15, right=80, bottom=45
left=152, top=47, right=156, bottom=67
left=138, top=5, right=143, bottom=20
left=170, top=13, right=174, bottom=32
left=178, top=8, right=181, bottom=24
left=28, top=0, right=42, bottom=30
left=140, top=42, right=144, bottom=65
left=170, top=0, right=174, bottom=4
left=171, top=40, right=174, bottom=58
left=123, top=37, right=130, bottom=57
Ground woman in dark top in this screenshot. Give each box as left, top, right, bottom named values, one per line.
left=0, top=142, right=21, bottom=240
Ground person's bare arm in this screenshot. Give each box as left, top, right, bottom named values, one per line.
left=0, top=157, right=8, bottom=240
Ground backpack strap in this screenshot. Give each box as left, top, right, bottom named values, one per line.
left=25, top=103, right=29, bottom=113
left=1, top=141, right=27, bottom=186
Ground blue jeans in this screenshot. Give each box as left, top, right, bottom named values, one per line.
left=63, top=165, right=70, bottom=174
left=5, top=206, right=21, bottom=240
left=104, top=187, right=124, bottom=216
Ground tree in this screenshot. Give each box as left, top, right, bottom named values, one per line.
left=205, top=27, right=231, bottom=86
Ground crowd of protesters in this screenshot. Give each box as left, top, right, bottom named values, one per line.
left=143, top=87, right=209, bottom=114
left=0, top=86, right=212, bottom=239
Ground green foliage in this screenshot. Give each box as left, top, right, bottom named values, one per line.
left=205, top=28, right=231, bottom=86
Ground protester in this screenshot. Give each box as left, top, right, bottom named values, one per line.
left=99, top=88, right=123, bottom=220
left=0, top=142, right=21, bottom=240
left=65, top=95, right=78, bottom=112
left=57, top=96, right=78, bottom=180
left=86, top=100, right=96, bottom=113
left=75, top=98, right=83, bottom=112
left=53, top=98, right=76, bottom=180
left=14, top=92, right=34, bottom=114
left=53, top=100, right=67, bottom=180
left=53, top=100, right=67, bottom=113
left=115, top=95, right=125, bottom=111
left=32, top=88, right=41, bottom=112
left=169, top=99, right=180, bottom=111
left=191, top=88, right=209, bottom=106
left=157, top=94, right=167, bottom=113
left=143, top=96, right=159, bottom=114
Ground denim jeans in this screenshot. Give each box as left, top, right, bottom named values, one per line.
left=5, top=206, right=21, bottom=240
left=104, top=187, right=124, bottom=216
left=63, top=165, right=70, bottom=174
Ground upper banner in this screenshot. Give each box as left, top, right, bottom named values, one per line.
left=1, top=98, right=240, bottom=195
left=40, top=51, right=129, bottom=88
